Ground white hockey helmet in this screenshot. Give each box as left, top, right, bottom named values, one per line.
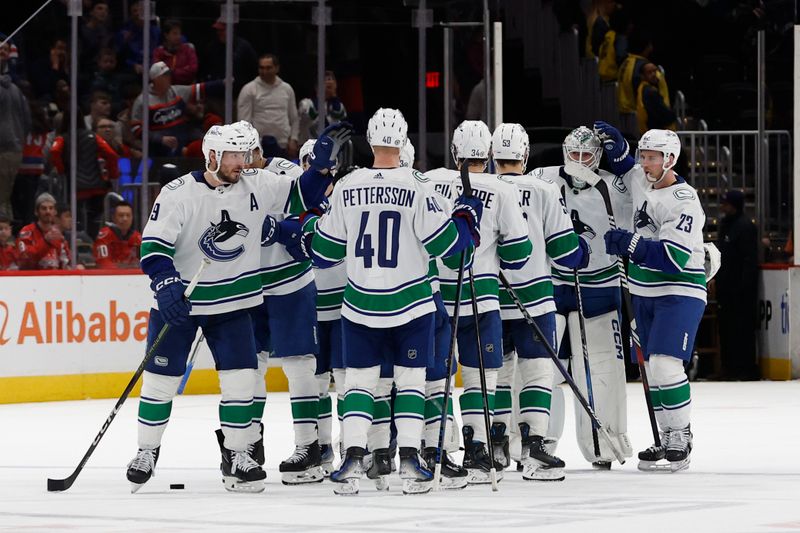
left=563, top=126, right=602, bottom=172
left=367, top=108, right=408, bottom=149
left=491, top=123, right=529, bottom=170
left=231, top=120, right=261, bottom=162
left=202, top=124, right=250, bottom=173
left=299, top=139, right=316, bottom=167
left=451, top=120, right=491, bottom=165
left=637, top=129, right=681, bottom=182
left=399, top=139, right=416, bottom=168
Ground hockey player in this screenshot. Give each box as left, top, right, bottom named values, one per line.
left=430, top=120, right=532, bottom=484
left=596, top=121, right=706, bottom=472
left=492, top=123, right=590, bottom=482
left=279, top=108, right=482, bottom=495
left=129, top=123, right=340, bottom=493
left=240, top=120, right=351, bottom=484
left=540, top=126, right=634, bottom=469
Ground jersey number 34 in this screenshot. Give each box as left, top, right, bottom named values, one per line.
left=356, top=210, right=400, bottom=268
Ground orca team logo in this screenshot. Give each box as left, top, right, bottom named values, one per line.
left=634, top=201, right=657, bottom=233
left=198, top=210, right=250, bottom=261
left=571, top=209, right=596, bottom=241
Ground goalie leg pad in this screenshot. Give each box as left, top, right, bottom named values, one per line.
left=567, top=310, right=632, bottom=462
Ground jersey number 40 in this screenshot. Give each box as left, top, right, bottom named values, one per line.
left=355, top=210, right=400, bottom=268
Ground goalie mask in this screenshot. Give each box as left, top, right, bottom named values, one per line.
left=563, top=126, right=602, bottom=189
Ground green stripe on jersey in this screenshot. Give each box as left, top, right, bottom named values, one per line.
left=317, top=289, right=345, bottom=310
left=665, top=242, right=691, bottom=269
left=343, top=279, right=432, bottom=313
left=427, top=259, right=439, bottom=282
left=261, top=261, right=311, bottom=289
left=499, top=278, right=553, bottom=307
left=498, top=238, right=533, bottom=264
left=287, top=181, right=307, bottom=214
left=424, top=221, right=460, bottom=257
left=440, top=275, right=498, bottom=305
left=191, top=272, right=263, bottom=303
left=629, top=263, right=706, bottom=289
left=140, top=240, right=175, bottom=259
left=312, top=232, right=347, bottom=262
left=546, top=232, right=580, bottom=260
left=441, top=243, right=473, bottom=270
left=553, top=264, right=619, bottom=284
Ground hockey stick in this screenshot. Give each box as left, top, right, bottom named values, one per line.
left=177, top=333, right=205, bottom=395
left=593, top=179, right=660, bottom=447
left=432, top=249, right=466, bottom=491
left=499, top=272, right=627, bottom=464
left=459, top=164, right=499, bottom=491
left=573, top=271, right=601, bottom=458
left=47, top=258, right=211, bottom=492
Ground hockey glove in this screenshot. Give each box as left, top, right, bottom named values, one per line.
left=452, top=194, right=484, bottom=247
left=593, top=120, right=629, bottom=163
left=576, top=235, right=591, bottom=270
left=261, top=214, right=280, bottom=246
left=151, top=270, right=191, bottom=326
left=276, top=218, right=312, bottom=262
left=310, top=121, right=354, bottom=172
left=604, top=229, right=645, bottom=262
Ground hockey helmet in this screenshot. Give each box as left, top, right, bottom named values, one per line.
left=202, top=124, right=250, bottom=173
left=637, top=129, right=681, bottom=180
left=451, top=120, right=491, bottom=165
left=491, top=123, right=530, bottom=170
left=399, top=139, right=416, bottom=168
left=367, top=108, right=408, bottom=149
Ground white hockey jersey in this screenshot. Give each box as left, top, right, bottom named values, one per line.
left=311, top=167, right=465, bottom=328
left=140, top=170, right=301, bottom=315
left=258, top=157, right=315, bottom=296
left=315, top=260, right=346, bottom=321
left=429, top=169, right=532, bottom=317
left=626, top=168, right=707, bottom=303
left=499, top=172, right=580, bottom=320
left=539, top=165, right=632, bottom=290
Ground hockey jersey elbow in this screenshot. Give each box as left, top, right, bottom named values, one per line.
left=141, top=255, right=175, bottom=279
left=500, top=256, right=529, bottom=271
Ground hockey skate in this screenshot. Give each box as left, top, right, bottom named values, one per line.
left=462, top=426, right=504, bottom=485
left=366, top=448, right=392, bottom=491
left=637, top=432, right=671, bottom=472
left=249, top=422, right=265, bottom=466
left=215, top=429, right=266, bottom=493
left=423, top=447, right=467, bottom=490
left=665, top=425, right=692, bottom=473
left=520, top=424, right=565, bottom=481
left=398, top=447, right=433, bottom=495
left=126, top=447, right=159, bottom=493
left=331, top=446, right=366, bottom=495
left=279, top=441, right=324, bottom=485
left=490, top=422, right=511, bottom=469
left=320, top=443, right=335, bottom=477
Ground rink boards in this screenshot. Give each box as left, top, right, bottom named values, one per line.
left=0, top=271, right=288, bottom=404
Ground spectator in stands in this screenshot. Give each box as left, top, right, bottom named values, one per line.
left=153, top=19, right=198, bottom=85
left=297, top=70, right=348, bottom=145
left=200, top=17, right=257, bottom=96
left=84, top=90, right=119, bottom=135
left=49, top=109, right=119, bottom=237
left=116, top=0, right=160, bottom=75
left=636, top=62, right=677, bottom=134
left=87, top=48, right=125, bottom=112
left=597, top=7, right=631, bottom=82
left=56, top=203, right=93, bottom=268
left=30, top=37, right=69, bottom=102
left=616, top=30, right=654, bottom=115
left=16, top=192, right=71, bottom=270
left=716, top=190, right=760, bottom=381
left=0, top=213, right=20, bottom=270
left=131, top=61, right=223, bottom=156
left=0, top=36, right=23, bottom=84
left=0, top=73, right=30, bottom=219
left=79, top=0, right=113, bottom=69
left=12, top=102, right=50, bottom=225
left=116, top=83, right=143, bottom=154
left=93, top=200, right=141, bottom=269
left=237, top=54, right=300, bottom=158
left=585, top=0, right=618, bottom=59
left=95, top=116, right=135, bottom=158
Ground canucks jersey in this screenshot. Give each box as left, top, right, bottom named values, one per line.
left=315, top=261, right=346, bottom=321
left=309, top=167, right=466, bottom=328
left=140, top=170, right=303, bottom=315
left=627, top=168, right=707, bottom=303
left=499, top=172, right=582, bottom=320
left=542, top=166, right=632, bottom=290
left=430, top=169, right=532, bottom=317
left=259, top=157, right=315, bottom=296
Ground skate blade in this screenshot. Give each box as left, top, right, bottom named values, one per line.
left=522, top=464, right=565, bottom=482
left=369, top=475, right=389, bottom=491
left=320, top=461, right=334, bottom=477
left=466, top=469, right=504, bottom=485
left=402, top=479, right=432, bottom=495
left=637, top=460, right=672, bottom=472
left=222, top=476, right=265, bottom=493
left=129, top=482, right=146, bottom=494
left=333, top=479, right=359, bottom=495
left=281, top=467, right=325, bottom=485
left=438, top=475, right=468, bottom=490
left=669, top=458, right=691, bottom=473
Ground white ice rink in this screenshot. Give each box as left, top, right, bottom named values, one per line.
left=2, top=381, right=799, bottom=532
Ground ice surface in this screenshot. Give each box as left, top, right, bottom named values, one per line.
left=1, top=381, right=799, bottom=532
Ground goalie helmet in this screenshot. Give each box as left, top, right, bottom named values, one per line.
left=299, top=139, right=316, bottom=166
left=201, top=124, right=249, bottom=173
left=491, top=123, right=529, bottom=170
left=367, top=108, right=408, bottom=149
left=399, top=139, right=415, bottom=168
left=451, top=120, right=491, bottom=164
left=637, top=129, right=681, bottom=182
left=562, top=126, right=602, bottom=189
